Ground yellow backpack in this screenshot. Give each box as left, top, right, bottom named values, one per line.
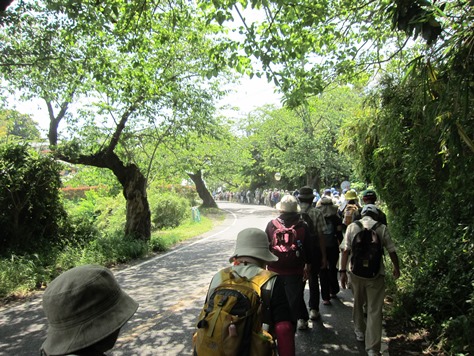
left=193, top=267, right=276, bottom=356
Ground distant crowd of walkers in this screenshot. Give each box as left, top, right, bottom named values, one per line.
left=213, top=186, right=348, bottom=208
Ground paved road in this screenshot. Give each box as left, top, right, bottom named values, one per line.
left=0, top=202, right=388, bottom=355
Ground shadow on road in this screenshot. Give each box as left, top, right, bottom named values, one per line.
left=0, top=297, right=46, bottom=355
left=0, top=202, right=374, bottom=356
left=295, top=288, right=367, bottom=355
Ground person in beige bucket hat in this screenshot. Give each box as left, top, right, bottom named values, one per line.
left=41, top=264, right=138, bottom=356
left=266, top=194, right=314, bottom=331
left=195, top=228, right=296, bottom=356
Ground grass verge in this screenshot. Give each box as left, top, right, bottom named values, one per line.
left=0, top=207, right=226, bottom=304
left=149, top=207, right=224, bottom=252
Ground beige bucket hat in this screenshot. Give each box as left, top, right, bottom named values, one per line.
left=229, top=228, right=278, bottom=263
left=276, top=194, right=301, bottom=213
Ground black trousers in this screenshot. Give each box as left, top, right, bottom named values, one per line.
left=319, top=246, right=340, bottom=300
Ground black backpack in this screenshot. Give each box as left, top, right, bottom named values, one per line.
left=350, top=221, right=383, bottom=278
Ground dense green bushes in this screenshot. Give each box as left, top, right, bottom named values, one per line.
left=55, top=233, right=149, bottom=268
left=343, top=59, right=474, bottom=353
left=149, top=191, right=192, bottom=229
left=0, top=144, right=68, bottom=254
left=0, top=254, right=45, bottom=297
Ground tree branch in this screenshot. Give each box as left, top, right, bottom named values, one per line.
left=106, top=96, right=143, bottom=154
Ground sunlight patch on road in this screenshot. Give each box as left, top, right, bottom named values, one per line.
left=116, top=284, right=209, bottom=345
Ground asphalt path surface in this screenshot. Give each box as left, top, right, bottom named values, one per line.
left=0, top=201, right=389, bottom=355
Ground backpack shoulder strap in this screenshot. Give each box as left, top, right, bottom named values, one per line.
left=272, top=218, right=283, bottom=229
left=260, top=274, right=277, bottom=325
left=218, top=266, right=233, bottom=283
left=251, top=269, right=277, bottom=293
left=371, top=221, right=382, bottom=232
left=300, top=207, right=312, bottom=224
left=354, top=220, right=363, bottom=229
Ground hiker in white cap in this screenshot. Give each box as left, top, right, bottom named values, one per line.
left=340, top=204, right=400, bottom=356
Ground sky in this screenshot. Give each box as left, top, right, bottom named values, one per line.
left=218, top=75, right=282, bottom=116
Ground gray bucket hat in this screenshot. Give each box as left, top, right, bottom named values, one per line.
left=229, top=228, right=278, bottom=263
left=41, top=265, right=138, bottom=355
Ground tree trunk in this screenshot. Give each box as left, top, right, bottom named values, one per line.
left=122, top=164, right=151, bottom=241
left=188, top=170, right=218, bottom=208
left=308, top=170, right=321, bottom=191
left=93, top=154, right=151, bottom=241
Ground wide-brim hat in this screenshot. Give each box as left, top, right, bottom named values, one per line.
left=229, top=228, right=278, bottom=263
left=42, top=265, right=138, bottom=355
left=298, top=186, right=314, bottom=199
left=276, top=194, right=301, bottom=213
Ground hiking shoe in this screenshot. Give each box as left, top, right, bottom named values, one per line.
left=367, top=350, right=381, bottom=356
left=322, top=300, right=331, bottom=305
left=297, top=319, right=308, bottom=330
left=355, top=330, right=365, bottom=341
left=309, top=309, right=320, bottom=320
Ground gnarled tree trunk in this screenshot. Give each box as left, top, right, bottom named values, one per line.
left=188, top=170, right=218, bottom=208
left=118, top=161, right=151, bottom=240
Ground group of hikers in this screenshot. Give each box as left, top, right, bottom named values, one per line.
left=39, top=186, right=400, bottom=356
left=213, top=187, right=287, bottom=206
